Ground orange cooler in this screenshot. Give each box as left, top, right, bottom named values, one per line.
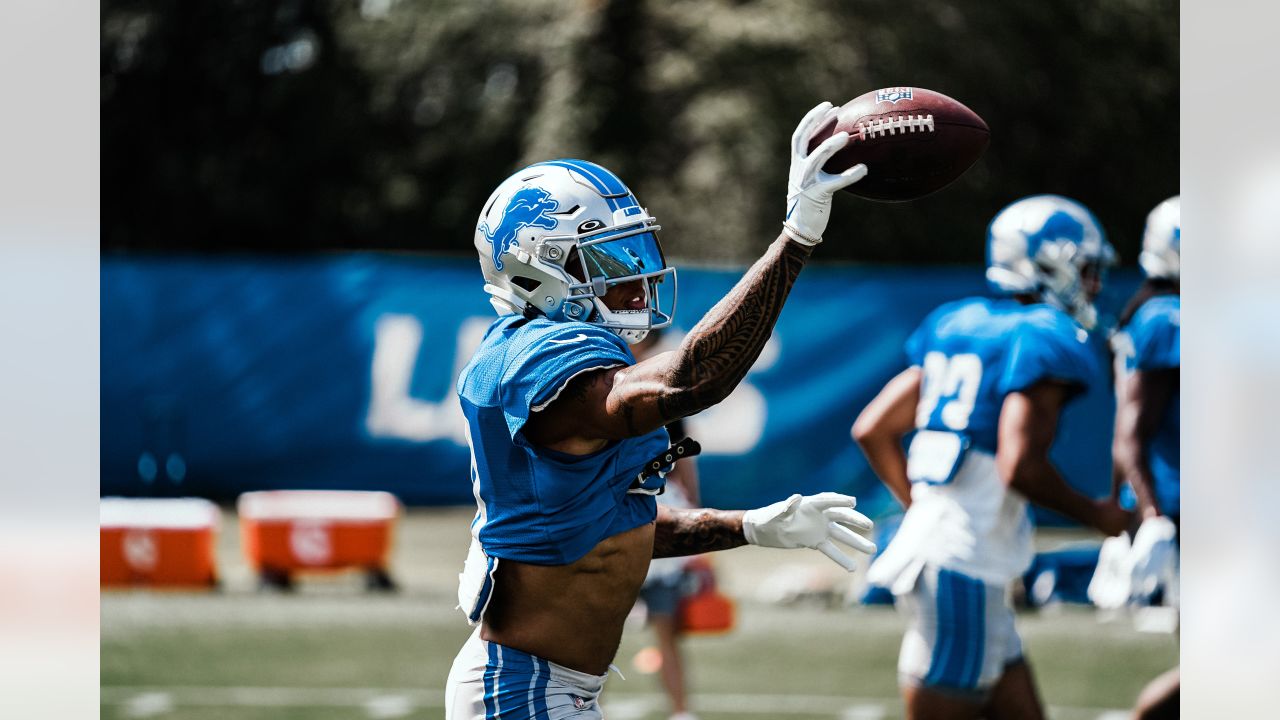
left=100, top=497, right=220, bottom=588
left=237, top=490, right=400, bottom=573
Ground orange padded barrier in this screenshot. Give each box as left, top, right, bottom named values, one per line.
left=100, top=498, right=220, bottom=588
left=237, top=490, right=400, bottom=573
left=677, top=557, right=736, bottom=635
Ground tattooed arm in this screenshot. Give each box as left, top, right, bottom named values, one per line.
left=524, top=104, right=864, bottom=453
left=651, top=505, right=748, bottom=558
left=652, top=493, right=877, bottom=569
left=524, top=234, right=815, bottom=453
left=648, top=235, right=813, bottom=419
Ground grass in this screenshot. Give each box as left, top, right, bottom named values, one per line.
left=101, top=508, right=1177, bottom=719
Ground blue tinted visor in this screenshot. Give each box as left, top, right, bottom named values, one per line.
left=563, top=224, right=676, bottom=331
left=578, top=231, right=666, bottom=280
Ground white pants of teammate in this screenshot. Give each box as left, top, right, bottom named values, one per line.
left=896, top=564, right=1024, bottom=697
left=446, top=627, right=610, bottom=719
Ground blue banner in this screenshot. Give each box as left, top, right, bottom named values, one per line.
left=102, top=255, right=1139, bottom=523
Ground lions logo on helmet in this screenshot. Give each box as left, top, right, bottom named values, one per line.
left=986, top=194, right=1115, bottom=329
left=473, top=159, right=676, bottom=344
left=479, top=187, right=560, bottom=272
left=1139, top=196, right=1180, bottom=281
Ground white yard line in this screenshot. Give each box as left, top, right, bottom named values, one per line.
left=101, top=685, right=1131, bottom=719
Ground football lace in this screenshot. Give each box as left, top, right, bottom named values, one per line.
left=856, top=114, right=935, bottom=140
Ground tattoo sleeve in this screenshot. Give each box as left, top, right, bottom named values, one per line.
left=652, top=506, right=748, bottom=558
left=658, top=235, right=812, bottom=419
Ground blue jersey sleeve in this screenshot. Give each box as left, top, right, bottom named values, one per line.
left=997, top=319, right=1097, bottom=397
left=499, top=323, right=633, bottom=441
left=1126, top=298, right=1180, bottom=372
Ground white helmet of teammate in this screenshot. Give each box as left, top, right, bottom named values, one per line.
left=473, top=159, right=675, bottom=344
left=986, top=194, right=1115, bottom=329
left=1139, top=196, right=1180, bottom=281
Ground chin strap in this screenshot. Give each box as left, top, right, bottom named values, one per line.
left=628, top=436, right=701, bottom=495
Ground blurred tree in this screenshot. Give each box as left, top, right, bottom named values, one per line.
left=102, top=0, right=1177, bottom=264
left=102, top=0, right=385, bottom=250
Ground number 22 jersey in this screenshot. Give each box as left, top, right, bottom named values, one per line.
left=869, top=297, right=1099, bottom=587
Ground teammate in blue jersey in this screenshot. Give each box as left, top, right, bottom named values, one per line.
left=852, top=195, right=1131, bottom=720
left=1113, top=196, right=1180, bottom=720
left=446, top=103, right=879, bottom=720
left=1113, top=196, right=1180, bottom=528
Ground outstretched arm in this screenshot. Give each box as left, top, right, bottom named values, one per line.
left=638, top=233, right=814, bottom=420
left=525, top=103, right=867, bottom=450
left=652, top=506, right=747, bottom=558
left=525, top=238, right=809, bottom=447
left=652, top=493, right=876, bottom=571
left=852, top=368, right=921, bottom=509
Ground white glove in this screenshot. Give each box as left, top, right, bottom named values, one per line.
left=782, top=102, right=869, bottom=246
left=742, top=492, right=876, bottom=571
left=1087, top=532, right=1133, bottom=610
left=1129, top=516, right=1178, bottom=602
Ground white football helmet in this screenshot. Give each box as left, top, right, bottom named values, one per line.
left=1139, top=196, right=1180, bottom=281
left=986, top=194, right=1114, bottom=329
left=473, top=159, right=675, bottom=344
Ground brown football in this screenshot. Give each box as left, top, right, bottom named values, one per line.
left=807, top=87, right=989, bottom=202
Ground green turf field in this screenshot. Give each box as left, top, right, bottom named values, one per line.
left=101, top=508, right=1177, bottom=719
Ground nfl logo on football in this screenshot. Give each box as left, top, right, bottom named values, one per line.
left=876, top=87, right=913, bottom=104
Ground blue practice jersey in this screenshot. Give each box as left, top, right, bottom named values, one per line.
left=457, top=315, right=671, bottom=565
left=905, top=297, right=1098, bottom=455
left=1117, top=295, right=1181, bottom=516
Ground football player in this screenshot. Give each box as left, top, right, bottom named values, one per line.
left=852, top=195, right=1131, bottom=720
left=1113, top=196, right=1180, bottom=720
left=445, top=103, right=878, bottom=720
left=1113, top=196, right=1180, bottom=530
